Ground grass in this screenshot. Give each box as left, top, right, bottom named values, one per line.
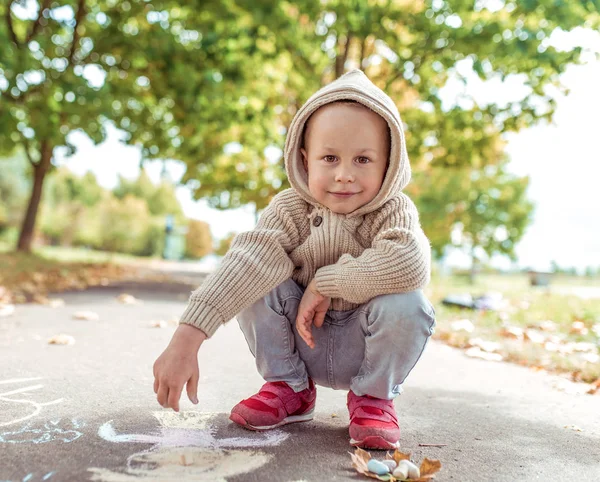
left=426, top=272, right=600, bottom=384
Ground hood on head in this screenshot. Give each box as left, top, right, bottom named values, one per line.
left=283, top=69, right=411, bottom=218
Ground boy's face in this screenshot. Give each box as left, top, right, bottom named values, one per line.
left=300, top=103, right=390, bottom=215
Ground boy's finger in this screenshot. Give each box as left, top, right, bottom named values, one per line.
left=156, top=383, right=169, bottom=408
left=167, top=384, right=182, bottom=412
left=186, top=373, right=199, bottom=405
left=295, top=320, right=311, bottom=348
left=313, top=311, right=326, bottom=328
left=153, top=377, right=159, bottom=394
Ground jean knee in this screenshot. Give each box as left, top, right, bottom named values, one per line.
left=237, top=278, right=303, bottom=330
left=366, top=290, right=436, bottom=336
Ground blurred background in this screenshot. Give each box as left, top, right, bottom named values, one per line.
left=1, top=2, right=600, bottom=381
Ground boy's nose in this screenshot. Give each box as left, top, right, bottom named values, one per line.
left=334, top=165, right=355, bottom=182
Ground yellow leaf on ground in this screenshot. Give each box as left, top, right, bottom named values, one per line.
left=419, top=458, right=442, bottom=478
left=48, top=334, right=75, bottom=345
left=0, top=304, right=15, bottom=317
left=392, top=449, right=411, bottom=464
left=73, top=311, right=99, bottom=321
left=118, top=293, right=141, bottom=304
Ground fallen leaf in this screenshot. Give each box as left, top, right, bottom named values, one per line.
left=524, top=329, right=546, bottom=344
left=150, top=320, right=168, bottom=328
left=586, top=378, right=600, bottom=395
left=118, top=293, right=141, bottom=305
left=48, top=334, right=75, bottom=345
left=33, top=294, right=49, bottom=304
left=450, top=319, right=474, bottom=333
left=570, top=321, right=588, bottom=335
left=0, top=304, right=15, bottom=317
left=419, top=458, right=442, bottom=479
left=468, top=337, right=501, bottom=353
left=392, top=449, right=411, bottom=465
left=73, top=311, right=99, bottom=321
left=465, top=347, right=503, bottom=362
left=564, top=424, right=583, bottom=432
left=500, top=326, right=524, bottom=340
left=536, top=320, right=558, bottom=332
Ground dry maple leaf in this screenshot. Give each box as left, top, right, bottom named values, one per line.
left=417, top=458, right=442, bottom=480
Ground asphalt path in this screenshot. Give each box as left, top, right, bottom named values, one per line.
left=1, top=283, right=599, bottom=481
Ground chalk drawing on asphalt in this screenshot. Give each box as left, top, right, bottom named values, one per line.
left=88, top=411, right=289, bottom=481
left=0, top=418, right=84, bottom=444
left=1, top=471, right=56, bottom=481
left=0, top=378, right=64, bottom=428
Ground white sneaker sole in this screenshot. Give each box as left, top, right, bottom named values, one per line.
left=231, top=409, right=315, bottom=431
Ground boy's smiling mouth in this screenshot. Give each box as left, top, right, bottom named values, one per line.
left=328, top=191, right=360, bottom=197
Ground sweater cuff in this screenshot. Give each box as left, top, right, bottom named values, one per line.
left=314, top=264, right=343, bottom=299
left=178, top=300, right=224, bottom=338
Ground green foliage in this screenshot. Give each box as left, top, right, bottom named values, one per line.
left=182, top=0, right=599, bottom=212
left=184, top=219, right=212, bottom=259
left=113, top=170, right=183, bottom=218
left=410, top=158, right=534, bottom=262
left=2, top=0, right=597, bottom=258
left=92, top=194, right=150, bottom=254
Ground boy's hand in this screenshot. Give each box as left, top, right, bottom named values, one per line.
left=296, top=279, right=331, bottom=349
left=153, top=324, right=207, bottom=412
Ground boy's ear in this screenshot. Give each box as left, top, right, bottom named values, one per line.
left=300, top=148, right=308, bottom=171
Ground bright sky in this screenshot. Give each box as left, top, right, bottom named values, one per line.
left=56, top=29, right=600, bottom=273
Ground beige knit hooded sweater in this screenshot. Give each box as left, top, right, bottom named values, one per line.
left=180, top=69, right=431, bottom=337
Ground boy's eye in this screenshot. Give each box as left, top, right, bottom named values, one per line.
left=324, top=155, right=336, bottom=162
left=357, top=157, right=370, bottom=164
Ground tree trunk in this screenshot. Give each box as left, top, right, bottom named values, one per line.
left=17, top=140, right=52, bottom=253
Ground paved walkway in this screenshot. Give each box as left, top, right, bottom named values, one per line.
left=1, top=284, right=599, bottom=481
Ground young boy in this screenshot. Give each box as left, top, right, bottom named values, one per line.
left=153, top=69, right=436, bottom=450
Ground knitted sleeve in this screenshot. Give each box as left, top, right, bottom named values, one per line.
left=178, top=190, right=302, bottom=337
left=313, top=194, right=431, bottom=303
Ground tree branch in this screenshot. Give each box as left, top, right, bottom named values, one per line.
left=5, top=1, right=20, bottom=47
left=68, top=0, right=86, bottom=65
left=25, top=0, right=51, bottom=44
left=18, top=132, right=39, bottom=167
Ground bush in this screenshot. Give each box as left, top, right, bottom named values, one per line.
left=95, top=195, right=152, bottom=254
left=185, top=220, right=213, bottom=259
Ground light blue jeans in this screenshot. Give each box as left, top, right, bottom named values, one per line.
left=237, top=278, right=436, bottom=400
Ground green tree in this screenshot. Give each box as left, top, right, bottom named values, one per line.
left=113, top=170, right=182, bottom=218
left=93, top=194, right=151, bottom=254
left=447, top=160, right=533, bottom=282
left=183, top=0, right=598, bottom=254
left=39, top=167, right=102, bottom=245
left=0, top=0, right=278, bottom=252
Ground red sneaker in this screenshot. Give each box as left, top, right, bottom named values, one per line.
left=229, top=380, right=316, bottom=430
left=347, top=390, right=401, bottom=449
